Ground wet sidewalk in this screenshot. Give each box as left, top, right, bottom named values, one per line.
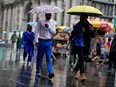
left=0, top=47, right=115, bottom=87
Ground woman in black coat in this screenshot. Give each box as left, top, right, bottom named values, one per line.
left=108, top=34, right=116, bottom=70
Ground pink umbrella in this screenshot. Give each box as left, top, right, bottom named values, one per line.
left=29, top=5, right=63, bottom=14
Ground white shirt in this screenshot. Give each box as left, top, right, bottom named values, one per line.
left=35, top=19, right=56, bottom=42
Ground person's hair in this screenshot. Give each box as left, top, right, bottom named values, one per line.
left=108, top=38, right=111, bottom=41
left=80, top=13, right=88, bottom=19
left=45, top=13, right=52, bottom=16
left=27, top=24, right=32, bottom=31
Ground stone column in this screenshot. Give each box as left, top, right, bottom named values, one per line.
left=11, top=6, right=15, bottom=30
left=51, top=0, right=56, bottom=20
left=14, top=5, right=18, bottom=30
left=70, top=0, right=78, bottom=27
left=56, top=0, right=63, bottom=26
left=33, top=1, right=38, bottom=22
left=112, top=0, right=116, bottom=20
left=2, top=7, right=7, bottom=40
left=7, top=6, right=12, bottom=41
left=112, top=5, right=115, bottom=23
left=2, top=7, right=7, bottom=33
left=18, top=3, right=24, bottom=31
left=32, top=1, right=38, bottom=32
left=0, top=5, right=2, bottom=39
left=83, top=0, right=88, bottom=5
left=64, top=0, right=71, bottom=26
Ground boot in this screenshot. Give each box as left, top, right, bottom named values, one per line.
left=80, top=73, right=86, bottom=82
left=72, top=71, right=78, bottom=79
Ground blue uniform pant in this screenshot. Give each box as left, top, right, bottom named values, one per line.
left=23, top=45, right=34, bottom=62
left=36, top=39, right=53, bottom=75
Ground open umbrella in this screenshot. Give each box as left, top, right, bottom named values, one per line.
left=67, top=5, right=103, bottom=16
left=104, top=32, right=116, bottom=38
left=29, top=5, right=63, bottom=14
left=28, top=22, right=37, bottom=27
left=73, top=18, right=113, bottom=33
left=88, top=18, right=112, bottom=32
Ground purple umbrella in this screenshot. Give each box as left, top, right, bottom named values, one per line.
left=29, top=5, right=63, bottom=14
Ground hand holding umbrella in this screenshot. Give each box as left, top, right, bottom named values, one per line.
left=45, top=24, right=49, bottom=28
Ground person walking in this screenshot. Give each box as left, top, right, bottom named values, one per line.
left=16, top=33, right=22, bottom=51
left=35, top=13, right=56, bottom=79
left=69, top=13, right=95, bottom=82
left=22, top=24, right=35, bottom=64
left=10, top=31, right=17, bottom=51
left=106, top=38, right=111, bottom=52
left=91, top=37, right=101, bottom=64
left=108, top=34, right=116, bottom=70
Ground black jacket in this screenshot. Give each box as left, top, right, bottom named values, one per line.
left=70, top=21, right=95, bottom=55
left=110, top=39, right=116, bottom=52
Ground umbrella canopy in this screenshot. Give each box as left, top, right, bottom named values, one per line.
left=104, top=32, right=116, bottom=38
left=67, top=5, right=103, bottom=16
left=29, top=5, right=63, bottom=14
left=88, top=18, right=113, bottom=32
left=28, top=22, right=37, bottom=27
left=73, top=18, right=113, bottom=33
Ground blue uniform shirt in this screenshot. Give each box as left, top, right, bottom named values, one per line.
left=22, top=31, right=35, bottom=48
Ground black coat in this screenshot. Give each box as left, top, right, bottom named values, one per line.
left=110, top=39, right=116, bottom=53
left=109, top=39, right=116, bottom=59
left=69, top=21, right=95, bottom=56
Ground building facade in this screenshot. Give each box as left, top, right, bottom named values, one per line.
left=0, top=0, right=116, bottom=40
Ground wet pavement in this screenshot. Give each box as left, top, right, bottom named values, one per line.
left=0, top=47, right=115, bottom=87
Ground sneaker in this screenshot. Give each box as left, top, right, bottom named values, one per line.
left=71, top=63, right=74, bottom=67
left=48, top=73, right=55, bottom=79
left=36, top=73, right=41, bottom=77
left=27, top=62, right=31, bottom=66
left=72, top=71, right=78, bottom=79
left=80, top=73, right=86, bottom=82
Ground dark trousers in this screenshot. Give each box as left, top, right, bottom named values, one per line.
left=109, top=51, right=116, bottom=69
left=72, top=45, right=85, bottom=73
left=69, top=43, right=76, bottom=65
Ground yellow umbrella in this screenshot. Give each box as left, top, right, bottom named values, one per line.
left=67, top=5, right=103, bottom=16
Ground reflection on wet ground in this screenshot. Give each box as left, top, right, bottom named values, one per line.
left=0, top=47, right=115, bottom=87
